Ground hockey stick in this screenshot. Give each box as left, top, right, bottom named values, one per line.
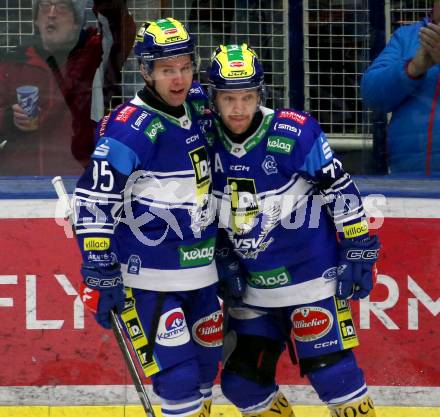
left=51, top=176, right=156, bottom=417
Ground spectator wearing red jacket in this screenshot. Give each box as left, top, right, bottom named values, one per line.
left=0, top=0, right=136, bottom=175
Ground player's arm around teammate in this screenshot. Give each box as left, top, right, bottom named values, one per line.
left=73, top=18, right=221, bottom=417
left=206, top=44, right=380, bottom=417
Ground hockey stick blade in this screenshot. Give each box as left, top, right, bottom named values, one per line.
left=51, top=176, right=156, bottom=417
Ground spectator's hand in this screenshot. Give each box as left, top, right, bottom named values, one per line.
left=12, top=104, right=39, bottom=132
left=408, top=46, right=434, bottom=77
left=420, top=22, right=440, bottom=65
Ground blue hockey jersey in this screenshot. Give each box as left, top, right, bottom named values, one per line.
left=73, top=82, right=218, bottom=291
left=210, top=107, right=368, bottom=307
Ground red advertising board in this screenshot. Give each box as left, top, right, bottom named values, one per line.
left=0, top=215, right=439, bottom=387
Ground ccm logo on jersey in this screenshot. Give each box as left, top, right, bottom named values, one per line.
left=115, top=105, right=136, bottom=123
left=292, top=307, right=333, bottom=342
left=230, top=165, right=250, bottom=171
left=186, top=134, right=199, bottom=144
left=192, top=311, right=223, bottom=347
left=314, top=339, right=338, bottom=349
left=278, top=110, right=307, bottom=125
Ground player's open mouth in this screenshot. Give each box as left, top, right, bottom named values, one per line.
left=229, top=116, right=247, bottom=122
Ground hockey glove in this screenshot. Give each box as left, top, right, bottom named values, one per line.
left=80, top=263, right=125, bottom=329
left=336, top=235, right=380, bottom=300
left=217, top=258, right=246, bottom=299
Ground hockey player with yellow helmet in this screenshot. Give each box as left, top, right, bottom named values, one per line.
left=74, top=18, right=220, bottom=417
left=207, top=44, right=380, bottom=417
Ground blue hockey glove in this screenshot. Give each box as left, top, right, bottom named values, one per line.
left=336, top=235, right=380, bottom=300
left=216, top=253, right=246, bottom=300
left=80, top=263, right=125, bottom=329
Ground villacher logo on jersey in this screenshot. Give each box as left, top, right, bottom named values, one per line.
left=292, top=306, right=333, bottom=342
left=192, top=311, right=223, bottom=347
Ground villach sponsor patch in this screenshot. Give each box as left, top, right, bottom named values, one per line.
left=83, top=237, right=110, bottom=251
left=266, top=136, right=295, bottom=155
left=179, top=237, right=215, bottom=267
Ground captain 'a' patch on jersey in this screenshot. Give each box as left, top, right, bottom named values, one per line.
left=189, top=146, right=210, bottom=206
left=227, top=177, right=259, bottom=234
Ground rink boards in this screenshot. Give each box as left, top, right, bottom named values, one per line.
left=0, top=177, right=439, bottom=414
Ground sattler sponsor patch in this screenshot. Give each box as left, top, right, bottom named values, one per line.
left=192, top=310, right=223, bottom=347
left=278, top=110, right=307, bottom=125
left=115, top=105, right=136, bottom=123
left=292, top=306, right=333, bottom=342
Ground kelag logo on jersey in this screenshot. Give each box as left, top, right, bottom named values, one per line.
left=248, top=267, right=291, bottom=289
left=156, top=308, right=190, bottom=347
left=178, top=237, right=215, bottom=267
left=144, top=117, right=165, bottom=143
left=227, top=178, right=259, bottom=234
left=266, top=136, right=295, bottom=155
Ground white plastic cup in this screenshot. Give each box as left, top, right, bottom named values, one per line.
left=16, top=85, right=39, bottom=118
left=16, top=85, right=39, bottom=129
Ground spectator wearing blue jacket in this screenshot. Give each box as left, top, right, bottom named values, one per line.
left=361, top=1, right=440, bottom=176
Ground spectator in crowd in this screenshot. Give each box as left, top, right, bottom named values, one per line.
left=361, top=0, right=440, bottom=176
left=0, top=0, right=136, bottom=175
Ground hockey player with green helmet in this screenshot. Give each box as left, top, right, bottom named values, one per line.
left=207, top=44, right=380, bottom=417
left=74, top=18, right=221, bottom=417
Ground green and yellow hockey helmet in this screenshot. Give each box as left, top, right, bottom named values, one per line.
left=207, top=43, right=265, bottom=90
left=134, top=17, right=197, bottom=70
